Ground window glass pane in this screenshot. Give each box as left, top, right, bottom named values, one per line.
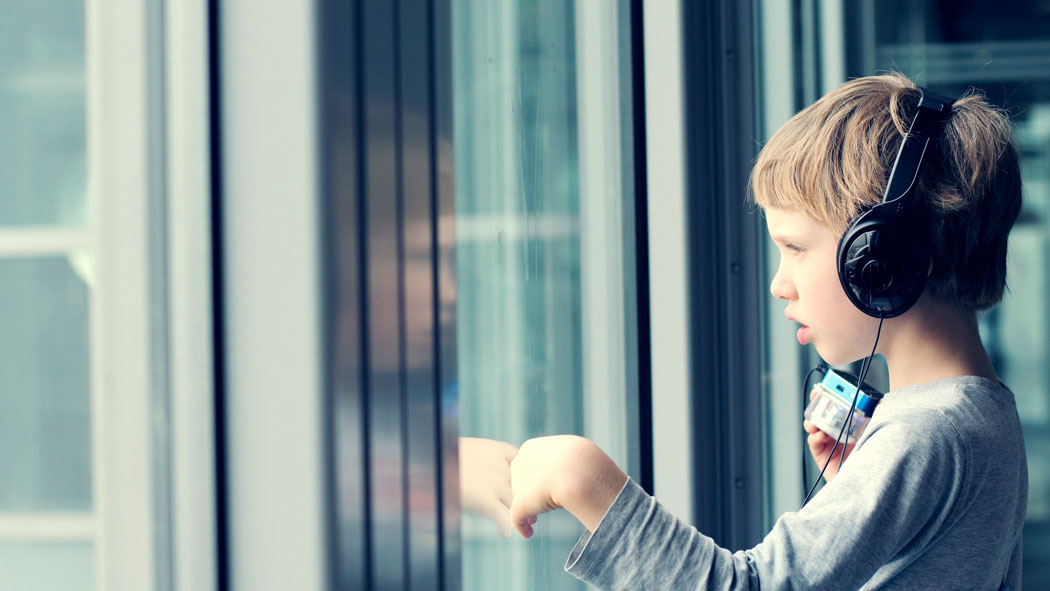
left=0, top=2, right=93, bottom=588
left=759, top=1, right=1050, bottom=585
left=0, top=2, right=86, bottom=227
left=0, top=542, right=93, bottom=591
left=0, top=257, right=92, bottom=511
left=452, top=1, right=638, bottom=589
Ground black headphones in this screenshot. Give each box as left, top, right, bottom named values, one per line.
left=836, top=88, right=954, bottom=318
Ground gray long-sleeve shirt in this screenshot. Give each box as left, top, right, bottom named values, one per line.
left=565, top=376, right=1028, bottom=590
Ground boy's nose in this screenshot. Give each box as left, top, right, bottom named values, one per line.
left=770, top=270, right=796, bottom=300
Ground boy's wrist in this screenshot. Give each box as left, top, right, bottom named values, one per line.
left=554, top=438, right=629, bottom=532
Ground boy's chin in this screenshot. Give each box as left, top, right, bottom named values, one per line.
left=813, top=344, right=867, bottom=367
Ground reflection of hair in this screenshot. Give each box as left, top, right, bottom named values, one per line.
left=750, top=73, right=1023, bottom=311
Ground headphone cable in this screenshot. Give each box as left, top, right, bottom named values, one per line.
left=800, top=363, right=829, bottom=492
left=801, top=314, right=885, bottom=508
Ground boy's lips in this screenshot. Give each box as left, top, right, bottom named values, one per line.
left=785, top=311, right=810, bottom=345
left=797, top=325, right=811, bottom=345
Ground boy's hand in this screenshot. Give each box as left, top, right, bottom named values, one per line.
left=509, top=435, right=628, bottom=539
left=803, top=386, right=856, bottom=481
left=803, top=420, right=854, bottom=481
left=459, top=437, right=518, bottom=538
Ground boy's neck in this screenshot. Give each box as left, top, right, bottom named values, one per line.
left=881, top=295, right=999, bottom=392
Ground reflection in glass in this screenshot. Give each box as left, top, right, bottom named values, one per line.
left=452, top=1, right=637, bottom=589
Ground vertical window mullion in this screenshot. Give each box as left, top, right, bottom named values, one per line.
left=87, top=0, right=167, bottom=587
left=165, top=0, right=218, bottom=588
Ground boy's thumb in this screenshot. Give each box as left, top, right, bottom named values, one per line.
left=508, top=500, right=540, bottom=539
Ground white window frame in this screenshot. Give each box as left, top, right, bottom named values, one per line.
left=219, top=0, right=330, bottom=589
left=87, top=0, right=219, bottom=588
left=576, top=0, right=642, bottom=480
left=87, top=0, right=167, bottom=586
left=166, top=0, right=219, bottom=589
left=642, top=0, right=694, bottom=525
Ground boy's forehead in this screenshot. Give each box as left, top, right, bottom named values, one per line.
left=763, top=207, right=842, bottom=249
left=764, top=207, right=822, bottom=236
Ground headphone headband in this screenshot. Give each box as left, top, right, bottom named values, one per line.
left=835, top=87, right=954, bottom=318
left=881, top=91, right=953, bottom=212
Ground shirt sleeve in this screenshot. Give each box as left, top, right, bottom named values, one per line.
left=564, top=409, right=967, bottom=590
left=1004, top=535, right=1022, bottom=591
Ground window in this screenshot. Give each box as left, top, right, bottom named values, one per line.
left=0, top=2, right=214, bottom=589
left=452, top=1, right=642, bottom=588
left=0, top=3, right=93, bottom=588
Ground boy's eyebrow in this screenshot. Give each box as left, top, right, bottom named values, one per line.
left=768, top=232, right=806, bottom=244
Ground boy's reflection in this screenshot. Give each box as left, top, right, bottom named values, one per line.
left=333, top=101, right=518, bottom=566
left=458, top=437, right=517, bottom=537
left=403, top=210, right=519, bottom=539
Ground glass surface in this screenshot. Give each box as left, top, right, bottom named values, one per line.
left=452, top=1, right=638, bottom=589
left=759, top=0, right=1050, bottom=585
left=0, top=257, right=92, bottom=511
left=0, top=542, right=93, bottom=591
left=0, top=3, right=94, bottom=587
left=0, top=2, right=87, bottom=227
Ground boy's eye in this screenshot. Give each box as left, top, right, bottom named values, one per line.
left=786, top=243, right=805, bottom=254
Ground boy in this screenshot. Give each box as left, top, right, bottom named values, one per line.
left=507, top=74, right=1028, bottom=589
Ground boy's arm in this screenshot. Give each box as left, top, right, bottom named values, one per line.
left=509, top=412, right=968, bottom=590
left=508, top=435, right=628, bottom=537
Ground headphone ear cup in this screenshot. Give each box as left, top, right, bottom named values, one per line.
left=838, top=215, right=929, bottom=318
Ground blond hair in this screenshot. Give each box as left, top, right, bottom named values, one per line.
left=750, top=73, right=1022, bottom=310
